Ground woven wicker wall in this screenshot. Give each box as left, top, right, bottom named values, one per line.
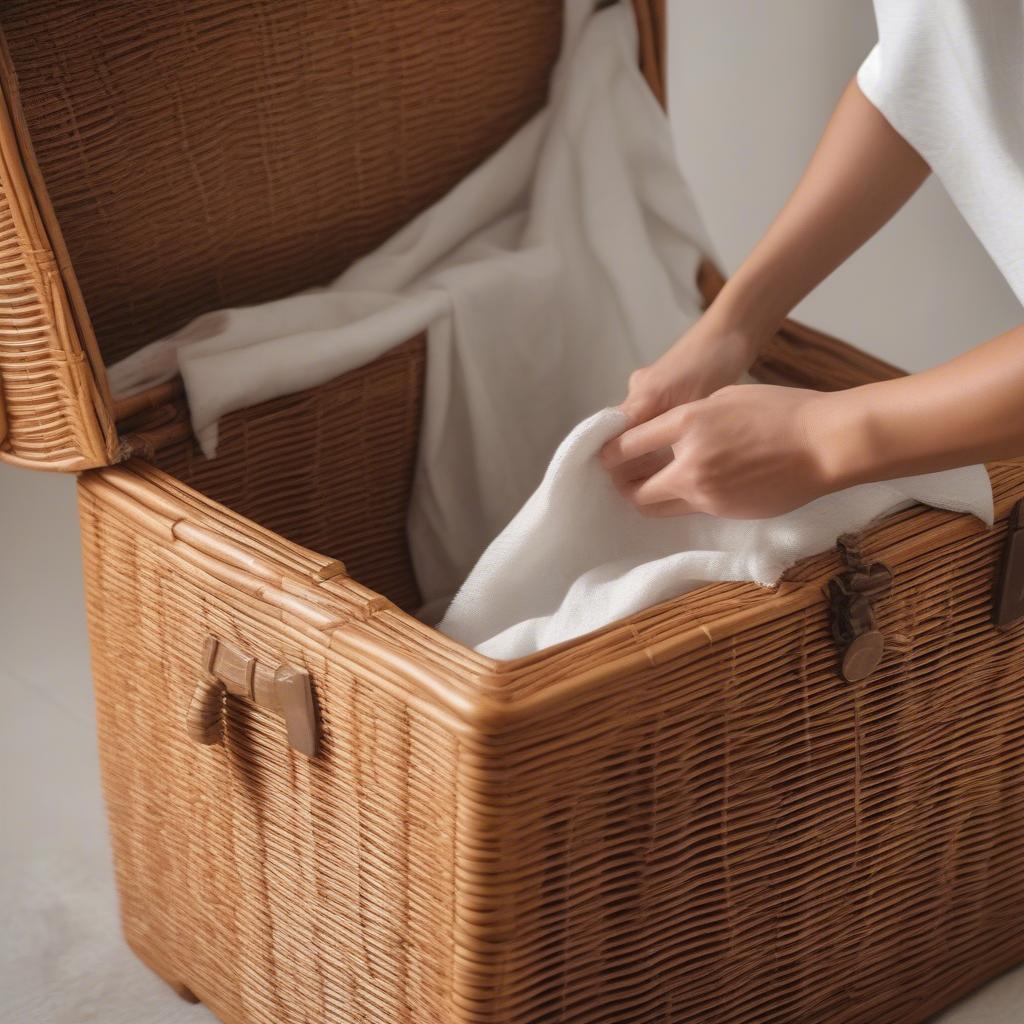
left=1, top=0, right=563, bottom=368
left=154, top=337, right=427, bottom=611
left=453, top=463, right=1024, bottom=1022
left=79, top=464, right=461, bottom=1023
left=48, top=3, right=1024, bottom=1020
left=0, top=0, right=665, bottom=471
left=79, top=452, right=1024, bottom=1024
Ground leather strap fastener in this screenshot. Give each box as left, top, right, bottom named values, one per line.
left=827, top=535, right=893, bottom=683
left=993, top=499, right=1024, bottom=628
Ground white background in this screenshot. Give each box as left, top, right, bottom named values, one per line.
left=1, top=2, right=1022, bottom=1020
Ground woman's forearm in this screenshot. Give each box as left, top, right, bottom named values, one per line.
left=722, top=75, right=1023, bottom=489
left=818, top=322, right=1024, bottom=487
left=618, top=78, right=932, bottom=427
left=607, top=72, right=1020, bottom=519
left=603, top=323, right=1024, bottom=522
left=709, top=78, right=931, bottom=345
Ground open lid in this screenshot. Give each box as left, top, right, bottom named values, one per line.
left=0, top=0, right=665, bottom=472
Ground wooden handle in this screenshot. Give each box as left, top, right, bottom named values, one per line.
left=187, top=676, right=226, bottom=745
left=274, top=664, right=318, bottom=758
left=185, top=636, right=318, bottom=757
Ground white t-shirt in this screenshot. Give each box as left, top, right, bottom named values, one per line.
left=858, top=0, right=1024, bottom=307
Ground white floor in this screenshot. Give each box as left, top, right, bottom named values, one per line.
left=2, top=464, right=1022, bottom=1023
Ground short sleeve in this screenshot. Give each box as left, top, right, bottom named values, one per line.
left=856, top=42, right=885, bottom=111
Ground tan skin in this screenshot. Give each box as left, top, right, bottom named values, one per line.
left=601, top=79, right=1024, bottom=519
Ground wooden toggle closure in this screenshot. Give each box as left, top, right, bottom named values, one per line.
left=827, top=535, right=893, bottom=682
left=186, top=636, right=318, bottom=757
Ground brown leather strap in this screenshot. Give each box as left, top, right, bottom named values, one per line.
left=993, top=499, right=1024, bottom=628
left=827, top=536, right=893, bottom=682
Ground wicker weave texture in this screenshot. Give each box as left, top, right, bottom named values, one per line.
left=155, top=336, right=426, bottom=612
left=1, top=0, right=562, bottom=369
left=76, top=269, right=1024, bottom=1024
left=15, top=0, right=1023, bottom=1018
left=454, top=464, right=1024, bottom=1024
left=0, top=0, right=669, bottom=471
left=77, top=230, right=1024, bottom=1024
left=79, top=465, right=459, bottom=1023
left=0, top=56, right=115, bottom=470
left=79, top=446, right=1024, bottom=1024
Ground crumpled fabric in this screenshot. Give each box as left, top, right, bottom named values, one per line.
left=438, top=404, right=993, bottom=659
left=107, top=1, right=995, bottom=658
left=107, top=2, right=713, bottom=609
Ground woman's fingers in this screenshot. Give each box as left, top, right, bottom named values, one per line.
left=624, top=460, right=683, bottom=506
left=608, top=382, right=843, bottom=520
left=601, top=405, right=689, bottom=468
left=634, top=498, right=695, bottom=518
left=609, top=447, right=673, bottom=486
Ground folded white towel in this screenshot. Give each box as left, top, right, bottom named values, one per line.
left=438, top=406, right=993, bottom=659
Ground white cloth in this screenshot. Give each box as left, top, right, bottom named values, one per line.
left=108, top=1, right=995, bottom=659
left=108, top=1, right=712, bottom=610
left=859, top=0, right=1024, bottom=307
left=438, top=406, right=993, bottom=660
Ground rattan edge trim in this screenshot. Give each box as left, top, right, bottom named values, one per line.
left=0, top=31, right=117, bottom=471
left=80, top=456, right=1021, bottom=737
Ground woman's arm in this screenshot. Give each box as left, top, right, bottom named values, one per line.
left=827, top=322, right=1024, bottom=482
left=705, top=78, right=931, bottom=346
left=601, top=329, right=1024, bottom=519
left=604, top=78, right=1024, bottom=519
left=620, top=78, right=930, bottom=425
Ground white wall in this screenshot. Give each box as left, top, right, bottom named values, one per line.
left=667, top=0, right=1022, bottom=372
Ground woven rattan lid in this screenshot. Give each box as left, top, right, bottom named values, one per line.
left=0, top=1, right=664, bottom=471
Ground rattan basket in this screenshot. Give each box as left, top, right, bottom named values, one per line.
left=3, top=3, right=1024, bottom=1022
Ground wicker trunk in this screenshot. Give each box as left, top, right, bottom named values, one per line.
left=4, top=4, right=1024, bottom=1023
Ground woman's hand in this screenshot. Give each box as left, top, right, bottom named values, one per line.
left=598, top=73, right=1024, bottom=522
left=602, top=384, right=857, bottom=519
left=621, top=77, right=933, bottom=432
left=620, top=312, right=760, bottom=426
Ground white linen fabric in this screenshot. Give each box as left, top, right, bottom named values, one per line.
left=108, top=1, right=712, bottom=611
left=858, top=0, right=1024, bottom=307
left=107, top=0, right=995, bottom=659
left=438, top=406, right=993, bottom=660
